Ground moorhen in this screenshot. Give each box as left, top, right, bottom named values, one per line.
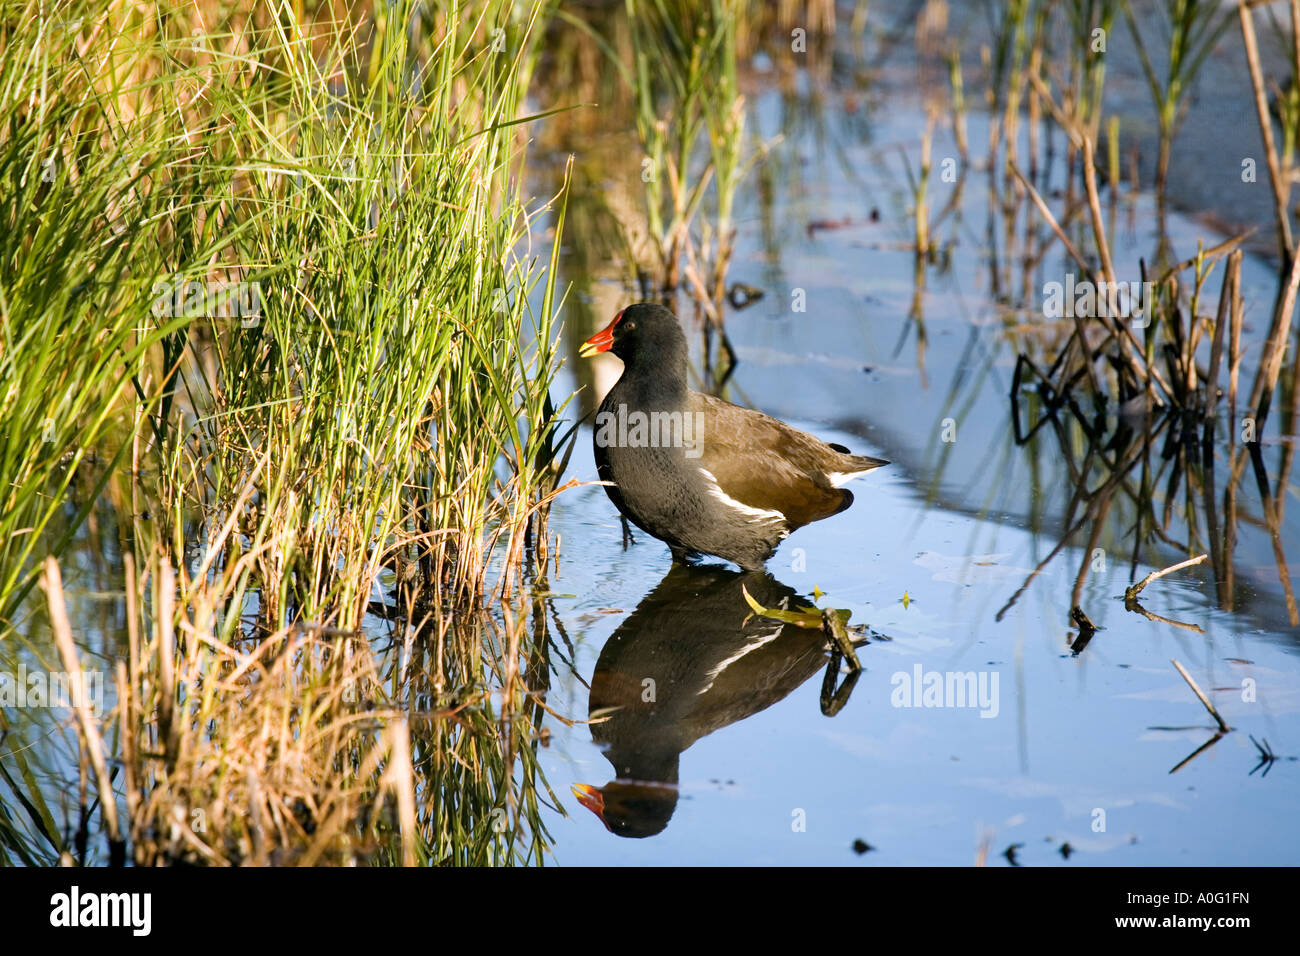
left=571, top=565, right=835, bottom=837
left=579, top=303, right=888, bottom=570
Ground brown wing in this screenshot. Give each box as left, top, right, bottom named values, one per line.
left=689, top=392, right=853, bottom=530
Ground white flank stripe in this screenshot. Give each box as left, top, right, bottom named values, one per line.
left=699, top=468, right=785, bottom=522
left=697, top=627, right=784, bottom=694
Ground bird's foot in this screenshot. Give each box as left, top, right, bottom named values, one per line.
left=821, top=608, right=862, bottom=672
left=820, top=649, right=861, bottom=717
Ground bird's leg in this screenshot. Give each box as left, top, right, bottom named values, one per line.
left=820, top=647, right=861, bottom=717
left=821, top=608, right=862, bottom=672
left=620, top=516, right=635, bottom=550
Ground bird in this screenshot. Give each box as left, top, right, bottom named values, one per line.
left=571, top=564, right=834, bottom=837
left=579, top=302, right=888, bottom=570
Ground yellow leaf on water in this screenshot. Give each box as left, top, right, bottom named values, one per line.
left=741, top=584, right=846, bottom=629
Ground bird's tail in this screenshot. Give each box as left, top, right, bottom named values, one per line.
left=826, top=449, right=889, bottom=487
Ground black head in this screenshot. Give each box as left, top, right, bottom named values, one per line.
left=579, top=303, right=687, bottom=370
left=571, top=780, right=679, bottom=839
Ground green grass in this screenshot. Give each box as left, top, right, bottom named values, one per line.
left=1, top=0, right=572, bottom=631
left=1122, top=0, right=1234, bottom=208
left=0, top=0, right=573, bottom=865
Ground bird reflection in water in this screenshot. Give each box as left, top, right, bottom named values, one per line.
left=571, top=564, right=866, bottom=838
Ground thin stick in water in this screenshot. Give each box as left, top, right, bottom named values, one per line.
left=1125, top=553, right=1208, bottom=601
left=1171, top=658, right=1230, bottom=733
left=41, top=556, right=124, bottom=857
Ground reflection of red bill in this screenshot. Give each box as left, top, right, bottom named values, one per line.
left=570, top=782, right=605, bottom=823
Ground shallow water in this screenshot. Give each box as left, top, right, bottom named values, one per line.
left=6, top=4, right=1299, bottom=867
left=527, top=11, right=1300, bottom=865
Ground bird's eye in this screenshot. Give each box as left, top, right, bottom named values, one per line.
left=622, top=321, right=635, bottom=331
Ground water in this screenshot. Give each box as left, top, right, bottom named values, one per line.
left=526, top=9, right=1300, bottom=865
left=5, top=3, right=1299, bottom=867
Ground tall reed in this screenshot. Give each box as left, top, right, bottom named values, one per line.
left=3, top=0, right=573, bottom=866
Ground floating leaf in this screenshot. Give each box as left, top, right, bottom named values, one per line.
left=741, top=584, right=848, bottom=629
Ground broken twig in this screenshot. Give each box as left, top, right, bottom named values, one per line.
left=1125, top=553, right=1208, bottom=603
left=1171, top=657, right=1230, bottom=733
